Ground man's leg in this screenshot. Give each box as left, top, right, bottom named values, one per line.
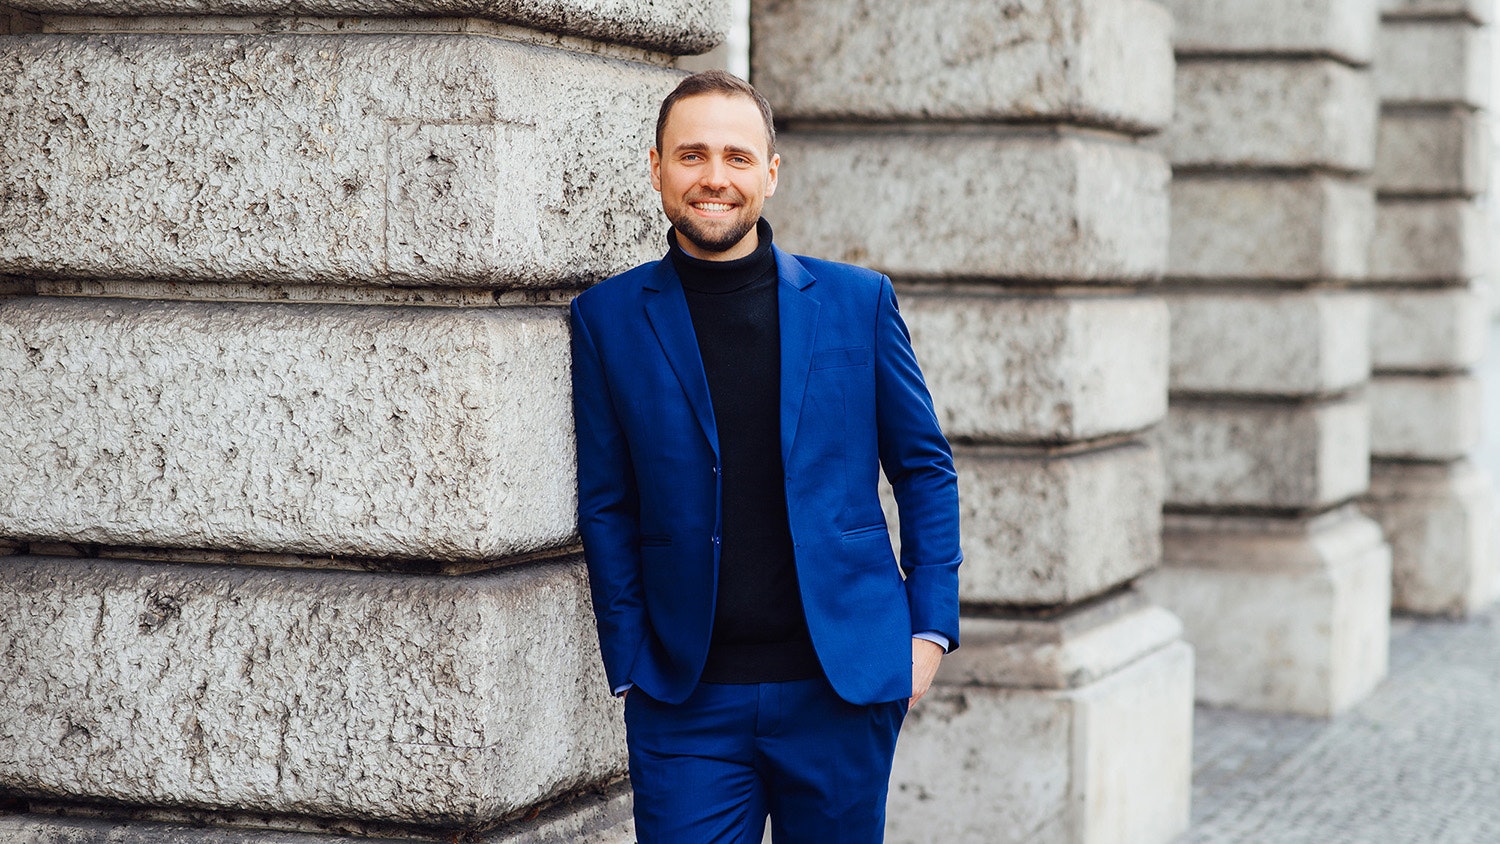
left=757, top=677, right=906, bottom=843
left=625, top=683, right=769, bottom=844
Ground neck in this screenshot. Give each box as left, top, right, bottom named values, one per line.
left=670, top=219, right=776, bottom=294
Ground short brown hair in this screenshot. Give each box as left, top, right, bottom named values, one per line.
left=655, top=70, right=777, bottom=157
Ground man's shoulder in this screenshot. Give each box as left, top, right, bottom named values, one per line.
left=573, top=258, right=663, bottom=313
left=781, top=252, right=889, bottom=300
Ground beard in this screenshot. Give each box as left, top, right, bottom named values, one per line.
left=667, top=190, right=759, bottom=255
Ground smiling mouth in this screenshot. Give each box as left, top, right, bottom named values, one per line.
left=691, top=201, right=737, bottom=213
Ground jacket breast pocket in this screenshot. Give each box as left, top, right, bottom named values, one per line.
left=811, top=346, right=871, bottom=370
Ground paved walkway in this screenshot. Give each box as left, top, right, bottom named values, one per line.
left=1182, top=323, right=1500, bottom=843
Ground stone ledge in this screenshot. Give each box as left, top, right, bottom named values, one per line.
left=1143, top=506, right=1391, bottom=715
left=1161, top=395, right=1371, bottom=510
left=1166, top=289, right=1371, bottom=397
left=887, top=442, right=1162, bottom=608
left=1376, top=107, right=1490, bottom=197
left=0, top=0, right=726, bottom=53
left=901, top=292, right=1167, bottom=443
left=1371, top=198, right=1488, bottom=283
left=1161, top=59, right=1376, bottom=171
left=1376, top=18, right=1491, bottom=106
left=0, top=297, right=575, bottom=562
left=1162, top=0, right=1377, bottom=64
left=1369, top=373, right=1481, bottom=460
left=751, top=0, right=1172, bottom=132
left=0, top=556, right=625, bottom=827
left=1365, top=459, right=1498, bottom=617
left=1168, top=174, right=1374, bottom=283
left=1370, top=283, right=1488, bottom=372
left=1380, top=0, right=1491, bottom=21
left=772, top=132, right=1169, bottom=283
left=0, top=33, right=677, bottom=288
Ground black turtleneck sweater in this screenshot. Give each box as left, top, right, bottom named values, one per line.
left=669, top=219, right=821, bottom=684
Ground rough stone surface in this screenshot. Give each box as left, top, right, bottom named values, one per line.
left=0, top=556, right=626, bottom=826
left=0, top=297, right=575, bottom=562
left=1166, top=290, right=1371, bottom=396
left=887, top=596, right=1193, bottom=844
left=1141, top=507, right=1391, bottom=715
left=894, top=442, right=1163, bottom=608
left=1376, top=19, right=1491, bottom=106
left=1380, top=0, right=1491, bottom=20
left=1369, top=373, right=1482, bottom=460
left=1375, top=107, right=1490, bottom=197
left=1162, top=0, right=1378, bottom=63
left=1161, top=396, right=1371, bottom=510
left=1370, top=283, right=1489, bottom=372
left=0, top=34, right=677, bottom=288
left=1168, top=175, right=1374, bottom=283
left=1366, top=459, right=1498, bottom=617
left=0, top=0, right=726, bottom=53
left=750, top=0, right=1173, bottom=132
left=1371, top=198, right=1489, bottom=282
left=1161, top=59, right=1376, bottom=171
left=772, top=132, right=1169, bottom=283
left=901, top=292, right=1167, bottom=443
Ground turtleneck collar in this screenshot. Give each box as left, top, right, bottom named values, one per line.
left=668, top=218, right=776, bottom=295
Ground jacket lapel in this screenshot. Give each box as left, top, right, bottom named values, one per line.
left=775, top=247, right=820, bottom=467
left=642, top=259, right=720, bottom=457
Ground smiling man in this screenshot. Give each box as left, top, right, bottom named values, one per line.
left=570, top=70, right=962, bottom=843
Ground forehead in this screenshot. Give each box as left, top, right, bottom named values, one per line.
left=661, top=93, right=769, bottom=154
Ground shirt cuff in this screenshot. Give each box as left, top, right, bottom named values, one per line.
left=913, top=631, right=951, bottom=653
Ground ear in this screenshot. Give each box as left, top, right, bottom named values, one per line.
left=649, top=147, right=662, bottom=192
left=764, top=152, right=780, bottom=198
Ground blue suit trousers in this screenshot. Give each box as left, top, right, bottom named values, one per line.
left=625, top=676, right=907, bottom=843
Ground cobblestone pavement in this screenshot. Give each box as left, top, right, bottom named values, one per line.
left=1180, top=609, right=1500, bottom=843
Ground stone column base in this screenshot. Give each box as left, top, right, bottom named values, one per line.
left=1365, top=458, right=1498, bottom=618
left=886, top=590, right=1194, bottom=844
left=1140, top=506, right=1391, bottom=716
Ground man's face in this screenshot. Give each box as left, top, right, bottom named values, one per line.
left=650, top=92, right=779, bottom=261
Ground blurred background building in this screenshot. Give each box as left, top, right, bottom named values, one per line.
left=0, top=1, right=1493, bottom=842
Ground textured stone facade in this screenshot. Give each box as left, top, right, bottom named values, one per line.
left=1144, top=0, right=1393, bottom=717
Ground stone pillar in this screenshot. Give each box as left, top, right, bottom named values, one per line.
left=0, top=3, right=726, bottom=841
left=1142, top=0, right=1393, bottom=716
left=752, top=2, right=1192, bottom=842
left=1363, top=0, right=1497, bottom=617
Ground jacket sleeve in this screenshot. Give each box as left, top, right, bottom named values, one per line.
left=570, top=298, right=647, bottom=690
left=872, top=276, right=963, bottom=650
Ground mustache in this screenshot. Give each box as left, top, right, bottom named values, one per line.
left=686, top=188, right=745, bottom=204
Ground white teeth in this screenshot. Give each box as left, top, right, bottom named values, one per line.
left=695, top=202, right=733, bottom=212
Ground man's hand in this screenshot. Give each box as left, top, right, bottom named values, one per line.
left=910, top=637, right=944, bottom=709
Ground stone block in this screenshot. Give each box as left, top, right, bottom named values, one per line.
left=1370, top=283, right=1488, bottom=371
left=0, top=34, right=677, bottom=288
left=1369, top=373, right=1481, bottom=460
left=902, top=292, right=1167, bottom=443
left=1168, top=174, right=1374, bottom=283
left=772, top=132, right=1169, bottom=282
left=750, top=0, right=1173, bottom=132
left=0, top=556, right=625, bottom=826
left=1161, top=59, right=1376, bottom=171
left=0, top=297, right=575, bottom=562
left=1140, top=507, right=1391, bottom=715
left=1366, top=459, right=1497, bottom=616
left=1375, top=107, right=1490, bottom=197
left=1376, top=19, right=1490, bottom=107
left=1371, top=198, right=1488, bottom=282
left=1162, top=0, right=1378, bottom=64
left=1380, top=0, right=1491, bottom=21
left=0, top=0, right=726, bottom=53
left=1162, top=396, right=1371, bottom=510
left=888, top=592, right=1193, bottom=843
left=1167, top=290, right=1372, bottom=396
left=893, top=442, right=1163, bottom=608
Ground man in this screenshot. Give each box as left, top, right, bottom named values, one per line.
left=570, top=70, right=961, bottom=843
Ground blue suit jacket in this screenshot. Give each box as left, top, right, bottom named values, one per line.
left=570, top=245, right=961, bottom=707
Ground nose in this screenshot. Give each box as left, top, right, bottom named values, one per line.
left=700, top=158, right=731, bottom=189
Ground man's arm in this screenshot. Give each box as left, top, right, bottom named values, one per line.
left=571, top=298, right=648, bottom=693
left=872, top=277, right=963, bottom=653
